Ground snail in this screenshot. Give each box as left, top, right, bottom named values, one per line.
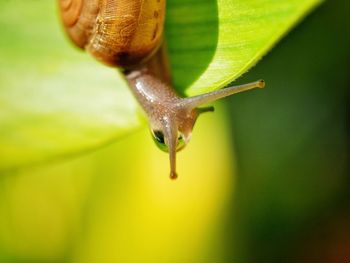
left=58, top=0, right=265, bottom=179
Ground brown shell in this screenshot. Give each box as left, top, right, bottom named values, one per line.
left=58, top=0, right=166, bottom=68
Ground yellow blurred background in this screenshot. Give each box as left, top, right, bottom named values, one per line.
left=0, top=105, right=234, bottom=263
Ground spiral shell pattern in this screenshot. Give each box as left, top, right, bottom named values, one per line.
left=58, top=0, right=166, bottom=68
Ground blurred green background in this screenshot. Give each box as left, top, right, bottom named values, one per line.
left=0, top=0, right=349, bottom=263
left=226, top=0, right=350, bottom=262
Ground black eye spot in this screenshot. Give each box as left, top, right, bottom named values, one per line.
left=153, top=130, right=165, bottom=144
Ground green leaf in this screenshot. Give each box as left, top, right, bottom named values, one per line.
left=166, top=0, right=322, bottom=95
left=0, top=1, right=142, bottom=171
left=0, top=0, right=321, bottom=171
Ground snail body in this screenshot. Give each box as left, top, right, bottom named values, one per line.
left=58, top=0, right=265, bottom=179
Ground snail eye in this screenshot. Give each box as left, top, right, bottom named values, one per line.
left=152, top=130, right=168, bottom=152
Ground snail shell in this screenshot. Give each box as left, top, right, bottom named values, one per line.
left=58, top=0, right=166, bottom=68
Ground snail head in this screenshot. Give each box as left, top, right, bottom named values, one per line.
left=149, top=102, right=214, bottom=179
left=149, top=79, right=265, bottom=179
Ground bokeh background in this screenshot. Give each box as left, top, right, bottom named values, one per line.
left=0, top=0, right=349, bottom=262
left=225, top=0, right=350, bottom=262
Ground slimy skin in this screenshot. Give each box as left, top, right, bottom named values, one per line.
left=125, top=64, right=265, bottom=179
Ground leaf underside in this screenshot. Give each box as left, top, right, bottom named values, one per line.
left=0, top=0, right=321, bottom=171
